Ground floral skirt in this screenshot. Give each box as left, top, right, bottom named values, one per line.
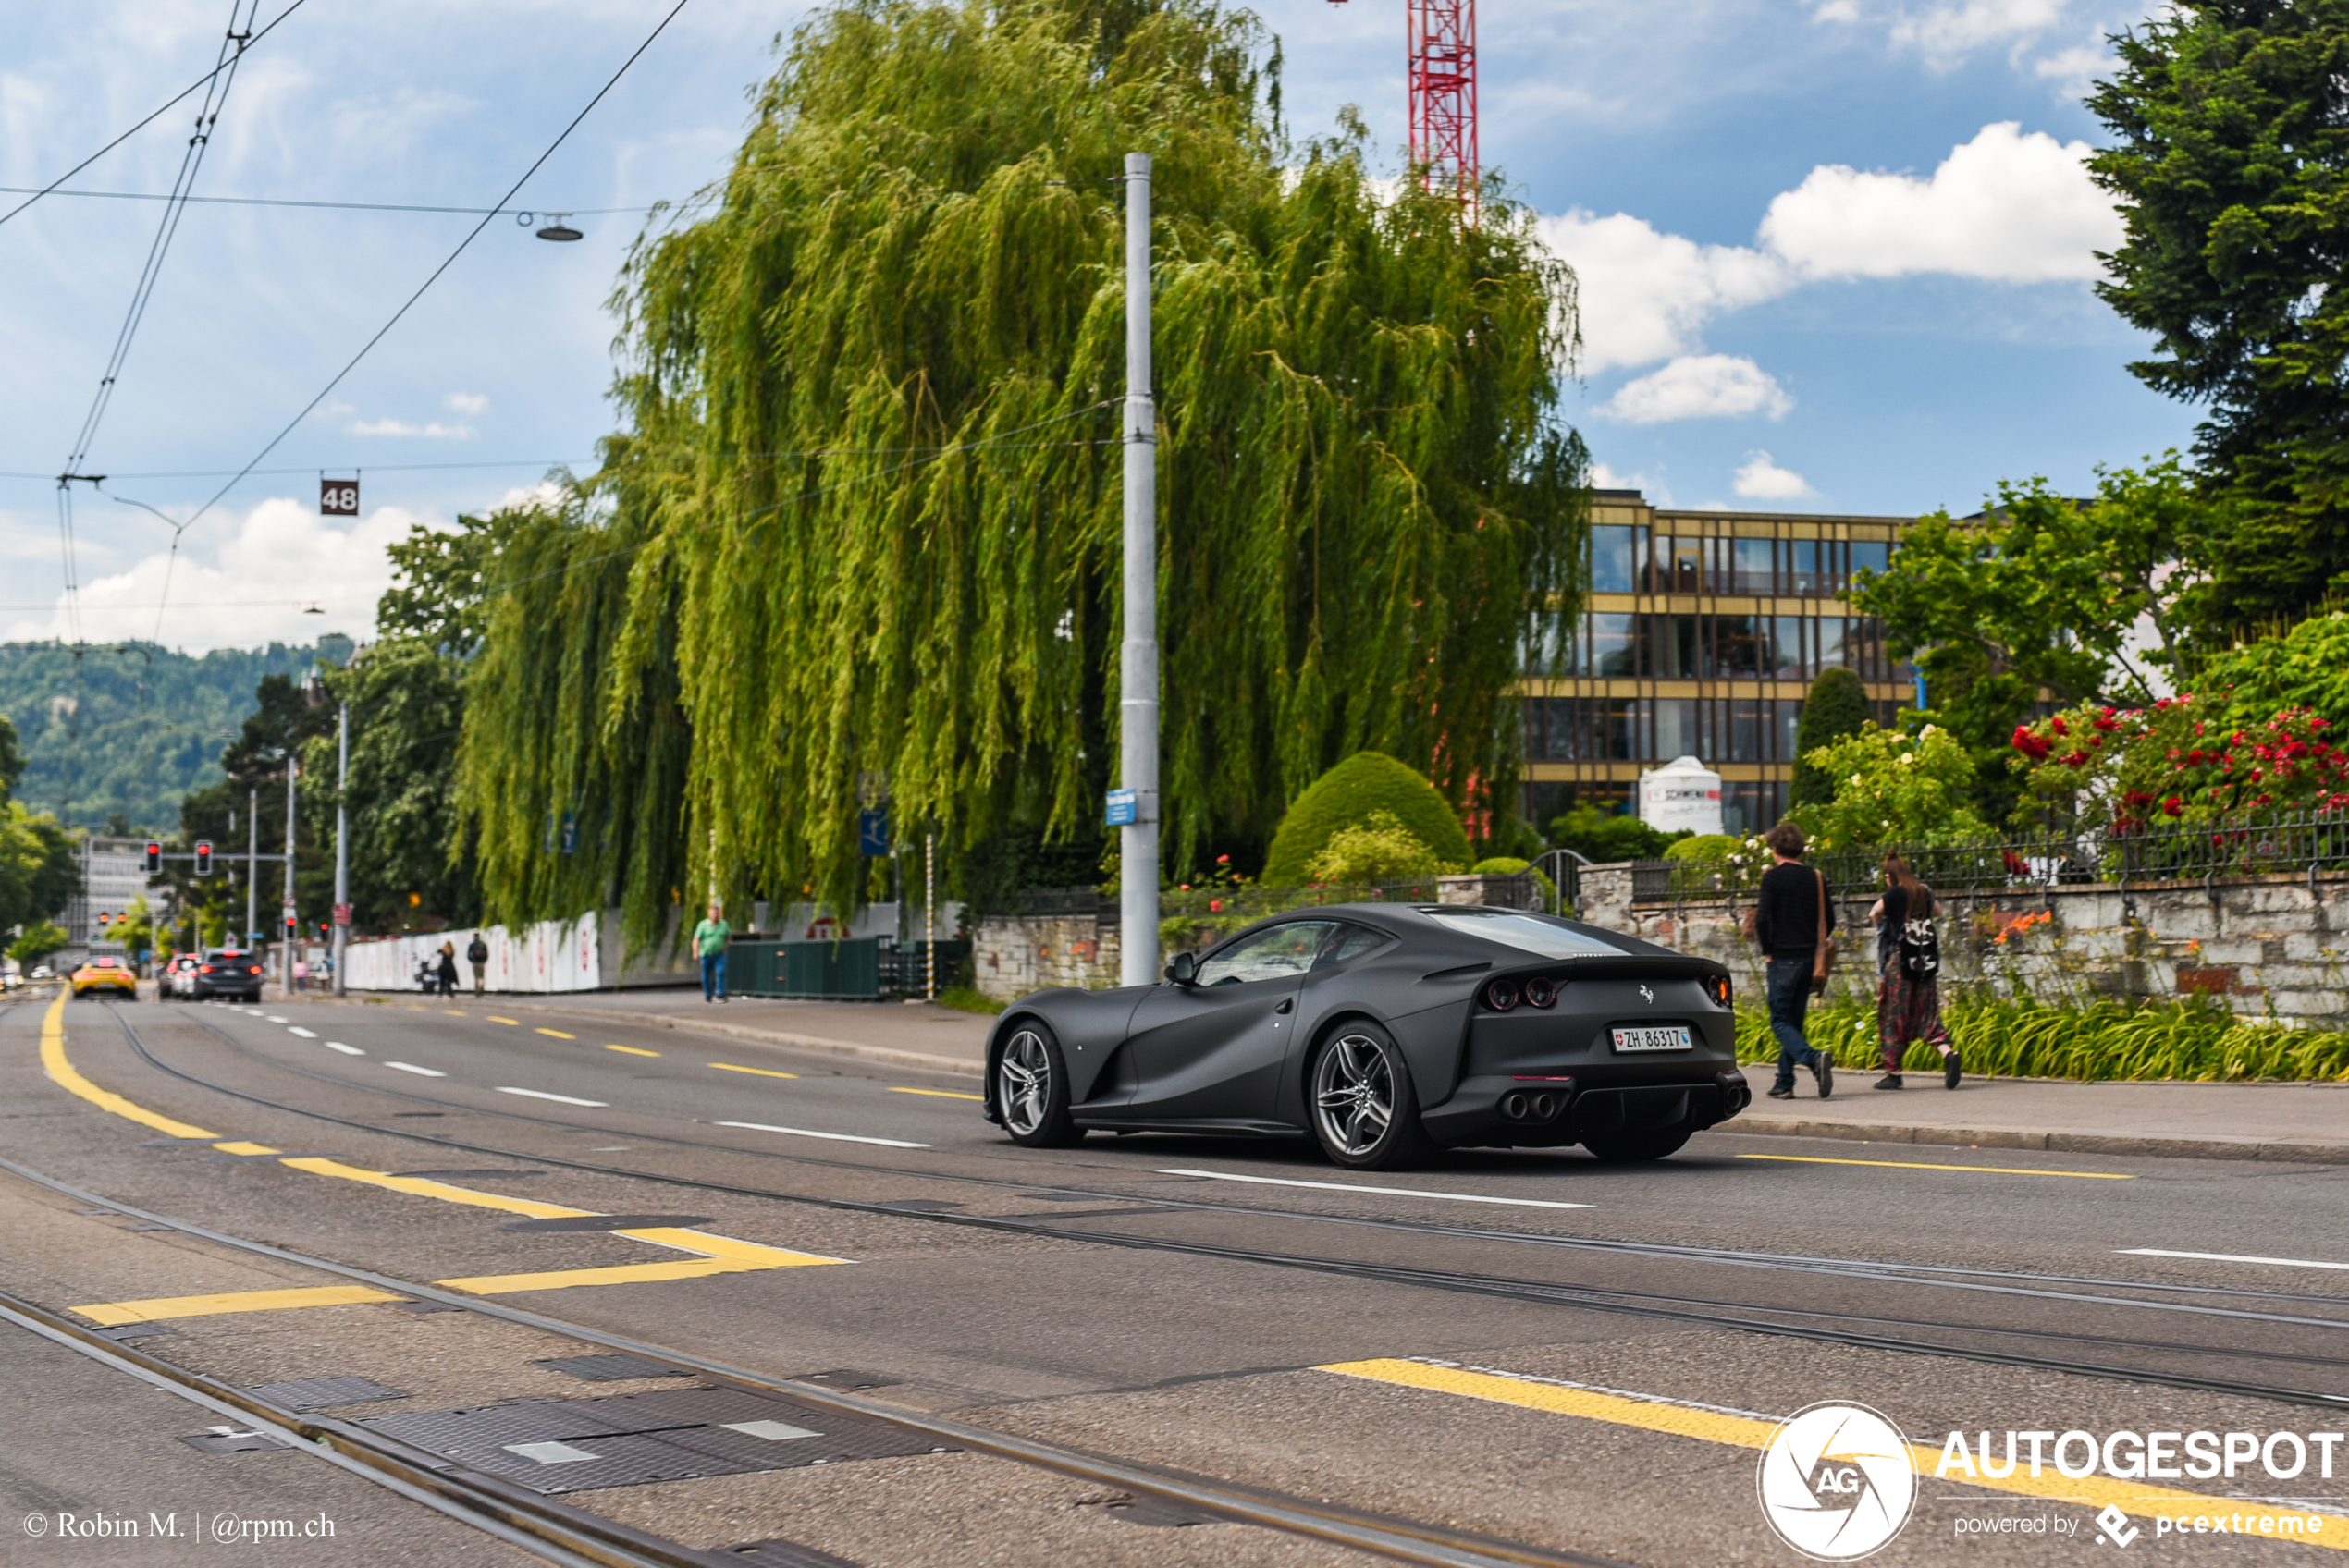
left=1876, top=967, right=1952, bottom=1072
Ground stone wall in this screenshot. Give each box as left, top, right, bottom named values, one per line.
left=974, top=914, right=1122, bottom=999
left=1575, top=862, right=2349, bottom=1021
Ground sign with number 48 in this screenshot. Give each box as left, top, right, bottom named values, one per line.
left=321, top=479, right=360, bottom=516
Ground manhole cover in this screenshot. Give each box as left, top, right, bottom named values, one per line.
left=180, top=1427, right=293, bottom=1453
left=535, top=1354, right=692, bottom=1383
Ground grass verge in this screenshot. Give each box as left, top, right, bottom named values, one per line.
left=1735, top=994, right=2349, bottom=1081
left=932, top=985, right=1006, bottom=1016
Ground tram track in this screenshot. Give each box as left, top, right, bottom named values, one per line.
left=62, top=1004, right=2349, bottom=1413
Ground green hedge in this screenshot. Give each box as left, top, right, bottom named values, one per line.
left=1735, top=995, right=2349, bottom=1082
left=1262, top=752, right=1470, bottom=885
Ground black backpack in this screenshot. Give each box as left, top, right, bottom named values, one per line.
left=1899, top=891, right=1940, bottom=980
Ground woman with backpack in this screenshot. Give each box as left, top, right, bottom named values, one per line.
left=1870, top=853, right=1960, bottom=1090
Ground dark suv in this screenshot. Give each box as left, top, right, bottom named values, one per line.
left=192, top=949, right=266, bottom=1003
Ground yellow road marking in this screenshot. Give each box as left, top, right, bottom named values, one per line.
left=606, top=1044, right=660, bottom=1057
left=890, top=1086, right=983, bottom=1101
left=276, top=1158, right=588, bottom=1219
left=40, top=991, right=217, bottom=1139
left=709, top=1062, right=798, bottom=1080
left=73, top=1285, right=405, bottom=1326
left=1736, top=1153, right=2134, bottom=1180
left=1317, top=1360, right=2341, bottom=1544
left=535, top=1027, right=575, bottom=1039
left=443, top=1010, right=466, bottom=1016
left=439, top=1229, right=845, bottom=1294
left=38, top=1000, right=854, bottom=1297
left=486, top=1015, right=521, bottom=1026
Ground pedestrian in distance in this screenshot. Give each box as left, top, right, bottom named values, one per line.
left=293, top=956, right=308, bottom=993
left=467, top=932, right=489, bottom=997
left=695, top=902, right=732, bottom=1003
left=1869, top=853, right=1961, bottom=1090
left=1749, top=820, right=1836, bottom=1100
left=436, top=940, right=458, bottom=998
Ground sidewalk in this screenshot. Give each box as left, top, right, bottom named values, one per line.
left=317, top=987, right=2347, bottom=1164
left=1733, top=1062, right=2349, bottom=1164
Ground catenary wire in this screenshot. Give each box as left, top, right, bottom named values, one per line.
left=0, top=185, right=695, bottom=218
left=0, top=0, right=313, bottom=230
left=148, top=0, right=700, bottom=643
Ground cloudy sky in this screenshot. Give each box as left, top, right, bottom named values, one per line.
left=1, top=0, right=2193, bottom=654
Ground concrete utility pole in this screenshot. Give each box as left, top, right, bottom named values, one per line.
left=245, top=788, right=258, bottom=949
left=1118, top=150, right=1161, bottom=988
left=333, top=702, right=349, bottom=998
left=281, top=757, right=297, bottom=989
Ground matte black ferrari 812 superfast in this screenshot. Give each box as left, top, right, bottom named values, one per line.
left=981, top=903, right=1750, bottom=1169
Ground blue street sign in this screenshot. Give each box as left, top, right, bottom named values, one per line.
left=1104, top=788, right=1138, bottom=827
left=560, top=811, right=577, bottom=854
left=858, top=808, right=890, bottom=857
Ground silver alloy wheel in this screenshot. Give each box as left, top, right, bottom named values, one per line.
left=1000, top=1028, right=1052, bottom=1137
left=1313, top=1032, right=1394, bottom=1158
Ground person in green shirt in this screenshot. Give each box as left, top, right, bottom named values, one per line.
left=694, top=903, right=732, bottom=1003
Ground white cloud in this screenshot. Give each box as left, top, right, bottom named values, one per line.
left=2033, top=41, right=2109, bottom=96
left=3, top=497, right=425, bottom=653
left=1732, top=450, right=1816, bottom=499
left=1889, top=0, right=2066, bottom=64
left=444, top=391, right=489, bottom=415
left=1539, top=121, right=2121, bottom=415
left=1759, top=121, right=2120, bottom=283
left=1601, top=356, right=1793, bottom=424
left=348, top=417, right=474, bottom=438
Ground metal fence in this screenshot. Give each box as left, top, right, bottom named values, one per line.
left=1630, top=810, right=2349, bottom=904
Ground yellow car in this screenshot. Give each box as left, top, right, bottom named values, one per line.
left=70, top=958, right=140, bottom=999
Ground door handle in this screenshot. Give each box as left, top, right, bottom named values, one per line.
left=1274, top=998, right=1294, bottom=1014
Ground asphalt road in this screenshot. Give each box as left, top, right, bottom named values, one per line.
left=6, top=992, right=2346, bottom=1566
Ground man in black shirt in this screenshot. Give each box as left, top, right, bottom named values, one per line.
left=1753, top=821, right=1834, bottom=1099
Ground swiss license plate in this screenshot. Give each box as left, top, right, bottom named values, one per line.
left=1611, top=1024, right=1692, bottom=1053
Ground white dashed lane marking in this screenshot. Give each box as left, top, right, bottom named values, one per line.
left=717, top=1121, right=929, bottom=1149
left=264, top=1016, right=289, bottom=1023
left=2119, top=1248, right=2349, bottom=1272
left=385, top=1061, right=448, bottom=1078
left=324, top=1042, right=364, bottom=1056
left=287, top=1026, right=316, bottom=1038
left=1158, top=1169, right=1593, bottom=1210
left=497, top=1086, right=609, bottom=1108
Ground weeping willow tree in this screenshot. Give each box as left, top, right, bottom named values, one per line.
left=458, top=0, right=1586, bottom=939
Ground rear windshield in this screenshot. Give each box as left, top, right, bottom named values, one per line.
left=206, top=951, right=247, bottom=962
left=1422, top=908, right=1625, bottom=959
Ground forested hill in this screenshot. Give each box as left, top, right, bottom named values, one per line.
left=0, top=637, right=351, bottom=833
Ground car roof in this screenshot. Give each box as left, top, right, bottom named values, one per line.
left=1206, top=902, right=1676, bottom=962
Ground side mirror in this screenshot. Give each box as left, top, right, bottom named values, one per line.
left=1164, top=951, right=1198, bottom=986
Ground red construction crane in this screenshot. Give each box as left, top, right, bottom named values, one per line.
left=1330, top=0, right=1478, bottom=215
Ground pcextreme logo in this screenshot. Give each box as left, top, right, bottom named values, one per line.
left=1757, top=1402, right=1919, bottom=1561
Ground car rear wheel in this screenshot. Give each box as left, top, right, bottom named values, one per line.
left=1581, top=1127, right=1692, bottom=1163
left=993, top=1021, right=1082, bottom=1147
left=1310, top=1023, right=1433, bottom=1170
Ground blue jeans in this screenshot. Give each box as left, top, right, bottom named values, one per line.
left=700, top=951, right=727, bottom=1000
left=1766, top=955, right=1821, bottom=1089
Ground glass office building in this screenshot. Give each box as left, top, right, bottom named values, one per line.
left=1523, top=490, right=1915, bottom=835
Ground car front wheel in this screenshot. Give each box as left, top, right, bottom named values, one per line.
left=1310, top=1023, right=1433, bottom=1170
left=992, top=1021, right=1082, bottom=1147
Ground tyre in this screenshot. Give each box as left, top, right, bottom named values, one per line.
left=1309, top=1022, right=1434, bottom=1170
left=992, top=1020, right=1083, bottom=1147
left=1580, top=1127, right=1692, bottom=1163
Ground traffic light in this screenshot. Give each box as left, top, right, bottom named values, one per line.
left=317, top=921, right=329, bottom=941
left=143, top=841, right=161, bottom=873
left=194, top=840, right=212, bottom=876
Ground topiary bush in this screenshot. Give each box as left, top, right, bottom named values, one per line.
left=1262, top=753, right=1471, bottom=886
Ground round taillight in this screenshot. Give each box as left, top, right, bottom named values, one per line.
left=1483, top=978, right=1519, bottom=1011
left=198, top=964, right=212, bottom=974
left=1524, top=976, right=1556, bottom=1009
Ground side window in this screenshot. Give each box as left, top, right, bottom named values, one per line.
left=1196, top=922, right=1337, bottom=986
left=1315, top=924, right=1387, bottom=969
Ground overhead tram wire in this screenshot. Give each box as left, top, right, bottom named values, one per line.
left=0, top=187, right=690, bottom=218
left=0, top=0, right=312, bottom=231
left=147, top=0, right=699, bottom=645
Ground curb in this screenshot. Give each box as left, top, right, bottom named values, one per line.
left=312, top=992, right=987, bottom=1079
left=1730, top=1113, right=2349, bottom=1165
